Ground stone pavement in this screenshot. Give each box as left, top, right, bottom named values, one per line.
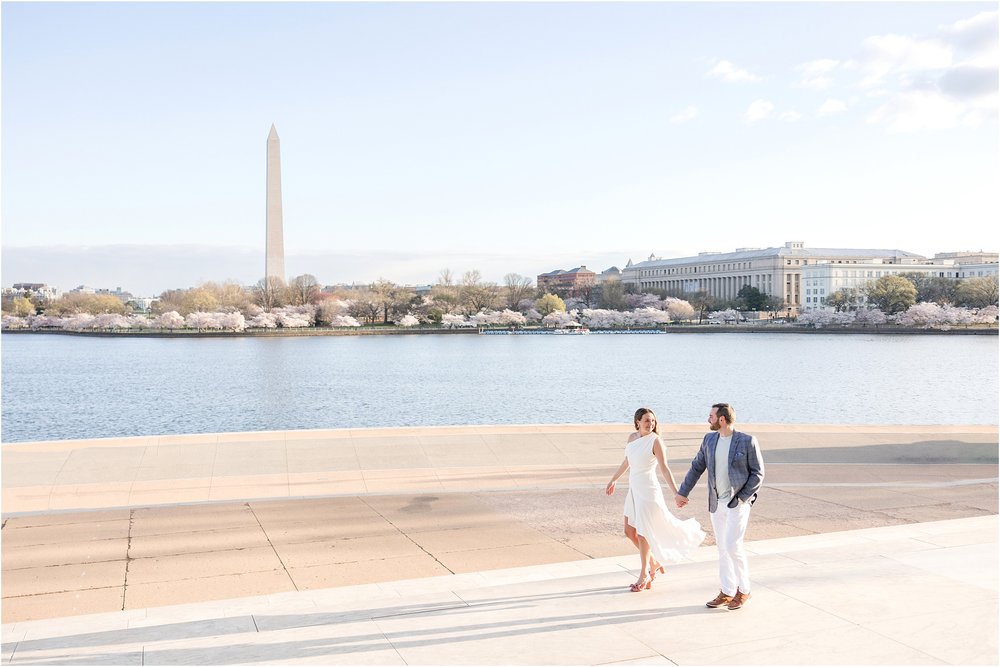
left=1, top=423, right=997, bottom=664
left=1, top=515, right=996, bottom=665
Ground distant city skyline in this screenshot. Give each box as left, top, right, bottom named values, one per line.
left=2, top=2, right=997, bottom=295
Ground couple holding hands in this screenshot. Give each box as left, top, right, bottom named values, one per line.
left=605, top=403, right=765, bottom=611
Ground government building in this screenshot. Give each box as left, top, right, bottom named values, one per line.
left=621, top=242, right=929, bottom=314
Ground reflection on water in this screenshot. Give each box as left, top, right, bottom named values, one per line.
left=1, top=332, right=997, bottom=442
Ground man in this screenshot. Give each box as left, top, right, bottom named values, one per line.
left=675, top=403, right=764, bottom=611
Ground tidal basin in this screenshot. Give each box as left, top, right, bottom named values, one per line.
left=2, top=331, right=998, bottom=443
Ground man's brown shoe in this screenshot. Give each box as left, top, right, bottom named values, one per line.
left=706, top=591, right=734, bottom=608
left=727, top=590, right=751, bottom=610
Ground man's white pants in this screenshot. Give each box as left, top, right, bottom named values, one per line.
left=709, top=499, right=752, bottom=596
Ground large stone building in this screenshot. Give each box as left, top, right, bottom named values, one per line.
left=537, top=266, right=597, bottom=294
left=801, top=252, right=999, bottom=311
left=621, top=242, right=928, bottom=313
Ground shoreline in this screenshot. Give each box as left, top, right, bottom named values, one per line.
left=3, top=325, right=997, bottom=337
left=3, top=421, right=998, bottom=449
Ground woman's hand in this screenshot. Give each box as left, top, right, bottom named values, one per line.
left=605, top=481, right=616, bottom=496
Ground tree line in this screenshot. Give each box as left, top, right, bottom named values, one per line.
left=2, top=269, right=997, bottom=331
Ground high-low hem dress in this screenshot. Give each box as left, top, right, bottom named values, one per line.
left=623, top=432, right=706, bottom=565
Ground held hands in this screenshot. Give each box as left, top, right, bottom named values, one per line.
left=674, top=493, right=689, bottom=508
left=605, top=481, right=616, bottom=496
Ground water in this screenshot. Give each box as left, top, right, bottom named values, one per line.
left=1, top=332, right=997, bottom=443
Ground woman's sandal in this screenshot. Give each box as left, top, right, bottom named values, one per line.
left=649, top=563, right=666, bottom=582
left=629, top=573, right=652, bottom=592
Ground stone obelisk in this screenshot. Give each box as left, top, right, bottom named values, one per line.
left=265, top=124, right=286, bottom=283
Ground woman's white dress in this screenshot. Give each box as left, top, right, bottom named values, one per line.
left=623, top=432, right=706, bottom=564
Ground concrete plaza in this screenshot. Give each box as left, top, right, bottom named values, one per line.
left=1, top=423, right=997, bottom=664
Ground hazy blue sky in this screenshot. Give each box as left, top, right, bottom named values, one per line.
left=2, top=2, right=997, bottom=295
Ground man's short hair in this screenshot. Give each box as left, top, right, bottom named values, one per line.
left=713, top=403, right=735, bottom=424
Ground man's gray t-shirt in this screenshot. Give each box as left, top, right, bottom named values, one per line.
left=714, top=434, right=733, bottom=500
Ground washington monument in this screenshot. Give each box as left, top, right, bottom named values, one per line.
left=265, top=124, right=285, bottom=283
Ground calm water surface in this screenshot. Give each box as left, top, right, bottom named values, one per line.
left=1, top=332, right=997, bottom=443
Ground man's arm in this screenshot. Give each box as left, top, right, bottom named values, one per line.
left=677, top=438, right=708, bottom=498
left=736, top=435, right=765, bottom=502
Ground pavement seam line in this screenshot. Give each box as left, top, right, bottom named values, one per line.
left=247, top=501, right=299, bottom=592
left=123, top=508, right=135, bottom=611
left=358, top=497, right=456, bottom=575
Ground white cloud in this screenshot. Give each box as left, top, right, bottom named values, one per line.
left=858, top=34, right=953, bottom=88
left=853, top=12, right=998, bottom=133
left=707, top=60, right=762, bottom=83
left=941, top=10, right=998, bottom=63
left=779, top=111, right=803, bottom=123
left=817, top=99, right=848, bottom=117
left=866, top=90, right=990, bottom=133
left=669, top=106, right=699, bottom=124
left=794, top=59, right=840, bottom=90
left=744, top=100, right=775, bottom=123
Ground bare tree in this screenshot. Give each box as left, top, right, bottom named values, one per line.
left=289, top=274, right=321, bottom=306
left=348, top=289, right=381, bottom=324
left=254, top=276, right=287, bottom=311
left=460, top=270, right=499, bottom=314
left=503, top=273, right=535, bottom=309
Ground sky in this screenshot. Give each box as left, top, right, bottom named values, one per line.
left=2, top=1, right=998, bottom=296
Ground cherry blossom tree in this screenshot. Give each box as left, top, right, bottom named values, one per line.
left=316, top=299, right=351, bottom=326
left=469, top=311, right=498, bottom=327
left=275, top=311, right=310, bottom=328
left=1, top=315, right=27, bottom=329
left=543, top=309, right=580, bottom=328
left=974, top=305, right=998, bottom=325
left=625, top=293, right=660, bottom=309
left=63, top=313, right=97, bottom=330
left=582, top=308, right=627, bottom=328
left=632, top=307, right=672, bottom=327
left=94, top=313, right=131, bottom=330
left=397, top=314, right=420, bottom=327
left=441, top=313, right=469, bottom=328
left=185, top=311, right=224, bottom=330
left=664, top=298, right=696, bottom=322
left=853, top=308, right=887, bottom=328
left=218, top=312, right=247, bottom=331
left=329, top=314, right=361, bottom=327
left=247, top=312, right=278, bottom=328
left=28, top=314, right=63, bottom=329
left=796, top=310, right=834, bottom=327
left=496, top=309, right=527, bottom=326
left=896, top=303, right=944, bottom=328
left=153, top=311, right=185, bottom=329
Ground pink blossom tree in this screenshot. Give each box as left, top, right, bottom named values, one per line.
left=664, top=298, right=696, bottom=322
left=543, top=310, right=580, bottom=328
left=441, top=313, right=468, bottom=328
left=247, top=312, right=278, bottom=328
left=329, top=314, right=361, bottom=327
left=853, top=308, right=887, bottom=328
left=496, top=309, right=527, bottom=326
left=153, top=311, right=185, bottom=329
left=396, top=314, right=420, bottom=327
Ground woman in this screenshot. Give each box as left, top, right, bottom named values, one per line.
left=606, top=407, right=706, bottom=592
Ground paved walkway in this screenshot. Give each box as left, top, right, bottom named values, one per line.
left=1, top=423, right=997, bottom=663
left=2, top=516, right=996, bottom=665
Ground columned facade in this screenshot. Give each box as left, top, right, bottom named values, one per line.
left=622, top=242, right=927, bottom=314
